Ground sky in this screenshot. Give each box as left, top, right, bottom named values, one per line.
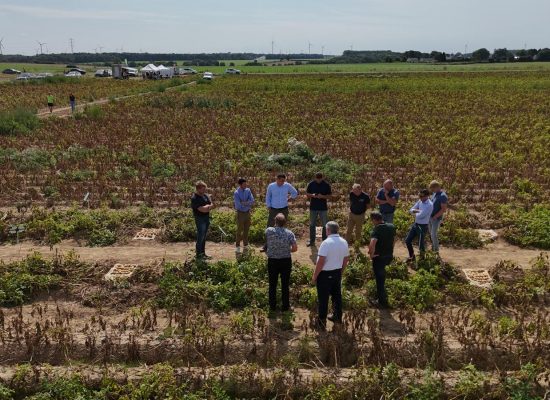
left=0, top=0, right=549, bottom=55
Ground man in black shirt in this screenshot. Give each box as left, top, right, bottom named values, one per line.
left=306, top=173, right=332, bottom=246
left=368, top=212, right=396, bottom=308
left=191, top=181, right=214, bottom=259
left=345, top=183, right=370, bottom=246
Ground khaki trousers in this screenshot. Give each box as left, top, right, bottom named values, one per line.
left=236, top=211, right=251, bottom=246
left=346, top=212, right=365, bottom=244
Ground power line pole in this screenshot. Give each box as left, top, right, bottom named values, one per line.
left=69, top=38, right=74, bottom=53
left=308, top=42, right=312, bottom=55
left=271, top=40, right=274, bottom=55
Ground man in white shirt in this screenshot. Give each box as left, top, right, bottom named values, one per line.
left=405, top=189, right=434, bottom=262
left=312, top=221, right=349, bottom=330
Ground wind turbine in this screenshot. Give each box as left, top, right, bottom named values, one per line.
left=36, top=40, right=47, bottom=54
left=308, top=42, right=313, bottom=55
left=0, top=38, right=4, bottom=55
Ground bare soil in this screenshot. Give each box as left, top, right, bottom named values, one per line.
left=0, top=238, right=545, bottom=270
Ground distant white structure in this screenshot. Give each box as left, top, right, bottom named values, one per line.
left=254, top=55, right=267, bottom=62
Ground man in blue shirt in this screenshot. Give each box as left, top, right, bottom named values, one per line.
left=306, top=173, right=332, bottom=247
left=234, top=178, right=255, bottom=254
left=429, top=180, right=449, bottom=254
left=405, top=189, right=434, bottom=262
left=375, top=179, right=400, bottom=224
left=263, top=174, right=298, bottom=252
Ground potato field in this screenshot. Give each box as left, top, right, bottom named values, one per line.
left=0, top=70, right=549, bottom=399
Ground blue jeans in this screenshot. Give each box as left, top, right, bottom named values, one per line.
left=429, top=218, right=442, bottom=252
left=372, top=255, right=392, bottom=306
left=405, top=223, right=428, bottom=258
left=309, top=209, right=328, bottom=243
left=194, top=215, right=210, bottom=256
left=382, top=212, right=394, bottom=224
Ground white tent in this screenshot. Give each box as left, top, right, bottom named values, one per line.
left=141, top=64, right=159, bottom=72
left=156, top=64, right=173, bottom=78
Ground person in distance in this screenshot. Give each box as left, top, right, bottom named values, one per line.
left=405, top=189, right=434, bottom=262
left=368, top=212, right=396, bottom=309
left=345, top=183, right=370, bottom=247
left=191, top=181, right=214, bottom=259
left=234, top=178, right=255, bottom=254
left=306, top=172, right=332, bottom=247
left=375, top=179, right=400, bottom=224
left=429, top=180, right=448, bottom=255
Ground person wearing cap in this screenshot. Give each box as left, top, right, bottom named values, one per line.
left=266, top=213, right=297, bottom=312
left=405, top=189, right=434, bottom=262
left=312, top=221, right=349, bottom=330
left=429, top=180, right=448, bottom=254
left=262, top=173, right=298, bottom=252
left=375, top=180, right=400, bottom=224
left=191, top=181, right=214, bottom=259
left=306, top=172, right=332, bottom=247
left=368, top=212, right=396, bottom=308
left=234, top=178, right=255, bottom=253
left=346, top=183, right=371, bottom=246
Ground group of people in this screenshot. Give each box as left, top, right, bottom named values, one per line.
left=46, top=94, right=77, bottom=114
left=190, top=174, right=448, bottom=329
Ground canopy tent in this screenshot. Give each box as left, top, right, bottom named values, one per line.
left=141, top=64, right=160, bottom=72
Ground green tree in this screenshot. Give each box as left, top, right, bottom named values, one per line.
left=493, top=48, right=510, bottom=61
left=472, top=48, right=490, bottom=61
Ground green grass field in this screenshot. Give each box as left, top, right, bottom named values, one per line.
left=3, top=61, right=550, bottom=80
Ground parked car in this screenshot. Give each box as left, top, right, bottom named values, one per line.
left=16, top=73, right=34, bottom=80
left=2, top=68, right=21, bottom=74
left=94, top=69, right=112, bottom=77
left=69, top=68, right=86, bottom=75
left=225, top=68, right=241, bottom=74
left=202, top=72, right=214, bottom=80
left=180, top=67, right=197, bottom=75
left=65, top=71, right=82, bottom=78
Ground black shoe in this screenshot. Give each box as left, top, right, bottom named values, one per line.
left=369, top=299, right=390, bottom=309
left=260, top=248, right=266, bottom=253
left=327, top=315, right=342, bottom=324
left=306, top=241, right=314, bottom=247
left=315, top=318, right=327, bottom=331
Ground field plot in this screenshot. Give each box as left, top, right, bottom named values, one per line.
left=0, top=70, right=549, bottom=398
left=0, top=75, right=192, bottom=111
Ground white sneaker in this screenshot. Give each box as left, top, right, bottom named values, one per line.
left=235, top=246, right=241, bottom=253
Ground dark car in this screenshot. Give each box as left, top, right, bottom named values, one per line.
left=2, top=68, right=21, bottom=74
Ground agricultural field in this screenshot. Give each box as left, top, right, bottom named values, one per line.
left=191, top=61, right=550, bottom=74
left=0, top=69, right=549, bottom=398
left=0, top=75, right=193, bottom=111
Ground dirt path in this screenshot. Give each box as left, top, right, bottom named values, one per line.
left=36, top=80, right=197, bottom=119
left=0, top=238, right=545, bottom=270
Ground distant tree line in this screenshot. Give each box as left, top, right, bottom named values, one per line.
left=1, top=48, right=548, bottom=65
left=312, top=48, right=550, bottom=64
left=0, top=52, right=325, bottom=65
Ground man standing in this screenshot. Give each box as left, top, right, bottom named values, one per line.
left=429, top=180, right=448, bottom=254
left=234, top=178, right=255, bottom=253
left=346, top=183, right=370, bottom=246
left=312, top=221, right=349, bottom=330
left=375, top=179, right=400, bottom=224
left=266, top=214, right=298, bottom=313
left=368, top=212, right=396, bottom=308
left=405, top=189, right=434, bottom=262
left=191, top=181, right=214, bottom=259
left=69, top=94, right=76, bottom=113
left=263, top=174, right=298, bottom=251
left=47, top=94, right=55, bottom=113
left=306, top=173, right=332, bottom=247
